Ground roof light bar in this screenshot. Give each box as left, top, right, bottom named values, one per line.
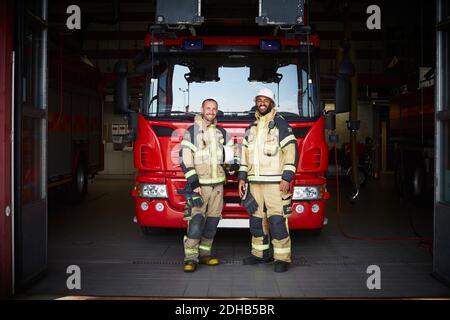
left=182, top=39, right=203, bottom=50
left=260, top=39, right=281, bottom=51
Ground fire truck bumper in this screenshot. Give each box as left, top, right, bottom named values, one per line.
left=287, top=199, right=328, bottom=229
left=135, top=198, right=187, bottom=228
left=134, top=197, right=327, bottom=230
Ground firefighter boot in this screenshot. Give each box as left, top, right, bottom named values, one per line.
left=199, top=256, right=220, bottom=266
left=198, top=238, right=220, bottom=266
left=274, top=260, right=289, bottom=273
left=243, top=255, right=273, bottom=265
left=183, top=260, right=198, bottom=272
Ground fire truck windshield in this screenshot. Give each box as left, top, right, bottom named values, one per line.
left=144, top=53, right=319, bottom=121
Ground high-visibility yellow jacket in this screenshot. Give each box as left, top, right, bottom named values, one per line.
left=179, top=115, right=236, bottom=189
left=238, top=108, right=299, bottom=183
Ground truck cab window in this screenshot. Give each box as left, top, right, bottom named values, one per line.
left=146, top=56, right=320, bottom=120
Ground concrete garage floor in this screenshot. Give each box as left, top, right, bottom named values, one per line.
left=19, top=174, right=450, bottom=299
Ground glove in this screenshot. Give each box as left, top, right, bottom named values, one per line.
left=241, top=187, right=258, bottom=214
left=223, top=163, right=239, bottom=175
left=191, top=192, right=204, bottom=208
left=178, top=184, right=202, bottom=208
left=281, top=193, right=293, bottom=217
left=183, top=204, right=192, bottom=221
left=229, top=163, right=240, bottom=172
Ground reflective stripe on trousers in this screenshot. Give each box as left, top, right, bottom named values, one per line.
left=183, top=184, right=223, bottom=262
left=249, top=183, right=292, bottom=262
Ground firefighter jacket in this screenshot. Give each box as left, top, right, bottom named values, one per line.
left=238, top=108, right=299, bottom=183
left=179, top=114, right=236, bottom=189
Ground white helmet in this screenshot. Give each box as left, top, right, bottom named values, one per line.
left=255, top=88, right=275, bottom=104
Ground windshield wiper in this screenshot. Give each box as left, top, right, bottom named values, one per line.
left=145, top=111, right=195, bottom=117
left=299, top=88, right=316, bottom=116
left=220, top=111, right=255, bottom=115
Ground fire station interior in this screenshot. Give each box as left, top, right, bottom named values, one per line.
left=2, top=0, right=450, bottom=298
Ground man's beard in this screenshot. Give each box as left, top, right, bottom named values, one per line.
left=258, top=104, right=273, bottom=115
left=204, top=114, right=216, bottom=122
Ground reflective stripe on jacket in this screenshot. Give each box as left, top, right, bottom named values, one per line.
left=238, top=108, right=299, bottom=183
left=179, top=115, right=235, bottom=188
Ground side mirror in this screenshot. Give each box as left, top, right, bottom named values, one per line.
left=335, top=75, right=352, bottom=114
left=320, top=100, right=325, bottom=111
left=325, top=111, right=336, bottom=131
left=127, top=111, right=138, bottom=141
left=128, top=111, right=138, bottom=130
left=114, top=60, right=129, bottom=115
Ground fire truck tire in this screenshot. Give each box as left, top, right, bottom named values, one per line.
left=394, top=164, right=406, bottom=197
left=404, top=157, right=427, bottom=205
left=412, top=167, right=424, bottom=197
left=410, top=165, right=427, bottom=204
left=68, top=159, right=88, bottom=204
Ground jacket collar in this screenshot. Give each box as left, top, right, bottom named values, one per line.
left=255, top=107, right=277, bottom=123
left=194, top=114, right=217, bottom=129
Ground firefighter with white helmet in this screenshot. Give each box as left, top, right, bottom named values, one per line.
left=238, top=88, right=299, bottom=273
left=179, top=98, right=237, bottom=272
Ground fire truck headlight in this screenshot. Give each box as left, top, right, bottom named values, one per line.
left=292, top=186, right=320, bottom=200
left=295, top=204, right=305, bottom=214
left=140, top=184, right=168, bottom=198
left=311, top=204, right=320, bottom=213
left=155, top=202, right=165, bottom=212
left=140, top=202, right=149, bottom=211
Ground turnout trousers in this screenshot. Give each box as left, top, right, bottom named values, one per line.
left=249, top=183, right=291, bottom=262
left=184, top=184, right=223, bottom=262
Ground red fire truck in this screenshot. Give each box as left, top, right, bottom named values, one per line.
left=46, top=48, right=104, bottom=203
left=115, top=0, right=350, bottom=234
left=390, top=80, right=435, bottom=204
